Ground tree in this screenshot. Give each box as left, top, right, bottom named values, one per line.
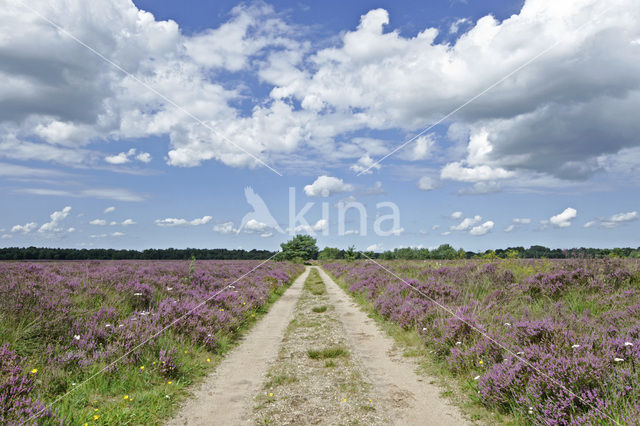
left=344, top=246, right=358, bottom=262
left=279, top=235, right=319, bottom=260
left=318, top=247, right=341, bottom=260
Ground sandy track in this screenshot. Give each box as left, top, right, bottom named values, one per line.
left=316, top=267, right=468, bottom=425
left=168, top=267, right=310, bottom=426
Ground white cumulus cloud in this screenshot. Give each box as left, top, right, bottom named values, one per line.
left=304, top=176, right=354, bottom=197
left=549, top=208, right=577, bottom=228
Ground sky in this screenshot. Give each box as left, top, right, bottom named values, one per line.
left=1, top=0, right=639, bottom=252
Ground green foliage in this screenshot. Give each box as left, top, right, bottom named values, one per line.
left=344, top=246, right=358, bottom=262
left=279, top=235, right=319, bottom=261
left=307, top=346, right=349, bottom=359
left=318, top=247, right=341, bottom=260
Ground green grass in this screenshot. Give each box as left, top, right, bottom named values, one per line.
left=304, top=269, right=326, bottom=295
left=307, top=346, right=349, bottom=360
left=264, top=373, right=298, bottom=388
left=312, top=305, right=328, bottom=313
left=322, top=267, right=516, bottom=425
left=9, top=268, right=306, bottom=426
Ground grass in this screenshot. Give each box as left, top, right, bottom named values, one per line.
left=264, top=373, right=298, bottom=388
left=312, top=305, right=328, bottom=313
left=323, top=267, right=516, bottom=425
left=11, top=267, right=305, bottom=426
left=307, top=346, right=349, bottom=360
left=304, top=269, right=326, bottom=295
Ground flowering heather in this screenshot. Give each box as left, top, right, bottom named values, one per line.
left=324, top=258, right=640, bottom=425
left=0, top=260, right=302, bottom=424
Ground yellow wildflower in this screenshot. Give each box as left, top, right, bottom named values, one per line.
left=30, top=368, right=38, bottom=374
left=167, top=381, right=172, bottom=385
left=206, top=358, right=210, bottom=363
left=123, top=395, right=129, bottom=400
left=140, top=366, right=145, bottom=370
left=269, top=392, right=273, bottom=397
left=93, top=414, right=99, bottom=420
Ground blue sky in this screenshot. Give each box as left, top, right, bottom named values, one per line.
left=1, top=0, right=639, bottom=251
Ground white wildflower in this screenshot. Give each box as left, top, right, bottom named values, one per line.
left=624, top=342, right=634, bottom=347
left=456, top=341, right=462, bottom=345
left=572, top=344, right=580, bottom=349
left=528, top=406, right=533, bottom=415
left=133, top=292, right=143, bottom=296
left=516, top=351, right=524, bottom=355
left=166, top=287, right=173, bottom=291
left=73, top=335, right=80, bottom=340
left=165, top=395, right=170, bottom=399
left=474, top=375, right=480, bottom=380
left=422, top=327, right=427, bottom=331
left=504, top=322, right=511, bottom=326
left=105, top=324, right=111, bottom=328
left=614, top=357, right=625, bottom=362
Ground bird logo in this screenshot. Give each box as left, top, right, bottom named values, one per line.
left=237, top=187, right=284, bottom=234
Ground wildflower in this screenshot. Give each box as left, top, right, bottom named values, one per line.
left=133, top=292, right=142, bottom=296
left=269, top=392, right=274, bottom=397
left=516, top=351, right=524, bottom=356
left=478, top=360, right=483, bottom=365
left=474, top=375, right=480, bottom=380
left=119, top=324, right=124, bottom=328
left=124, top=395, right=129, bottom=400
left=94, top=408, right=98, bottom=412
left=84, top=423, right=88, bottom=426
left=571, top=344, right=580, bottom=349
left=140, top=366, right=145, bottom=370
left=624, top=342, right=634, bottom=347
left=369, top=399, right=372, bottom=403
left=72, top=382, right=77, bottom=386
left=422, top=327, right=427, bottom=331
left=455, top=341, right=462, bottom=345
left=504, top=322, right=511, bottom=326
left=166, top=287, right=173, bottom=291
left=73, top=335, right=81, bottom=340
left=153, top=361, right=156, bottom=365
left=206, top=358, right=211, bottom=363
left=342, top=398, right=346, bottom=402
left=614, top=358, right=625, bottom=362
left=528, top=406, right=533, bottom=415
left=30, top=368, right=38, bottom=374
left=105, top=324, right=111, bottom=328
left=165, top=395, right=170, bottom=399
left=184, top=350, right=188, bottom=354
left=167, top=381, right=172, bottom=384
left=93, top=415, right=99, bottom=420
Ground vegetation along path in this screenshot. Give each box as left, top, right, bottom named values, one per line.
left=170, top=266, right=466, bottom=425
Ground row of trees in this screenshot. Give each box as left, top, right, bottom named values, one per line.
left=1, top=241, right=639, bottom=261
left=0, top=247, right=275, bottom=261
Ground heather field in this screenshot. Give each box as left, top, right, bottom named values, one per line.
left=323, top=258, right=640, bottom=425
left=0, top=260, right=303, bottom=425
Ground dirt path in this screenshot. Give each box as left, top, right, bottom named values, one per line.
left=316, top=266, right=468, bottom=425
left=169, top=265, right=467, bottom=425
left=252, top=267, right=390, bottom=424
left=168, top=267, right=311, bottom=426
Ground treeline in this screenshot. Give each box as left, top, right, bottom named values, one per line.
left=0, top=247, right=275, bottom=260
left=319, top=244, right=640, bottom=260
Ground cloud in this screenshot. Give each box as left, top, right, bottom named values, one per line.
left=350, top=155, right=381, bottom=174
left=0, top=162, right=65, bottom=178
left=289, top=219, right=328, bottom=234
left=121, top=219, right=136, bottom=226
left=89, top=219, right=107, bottom=226
left=104, top=206, right=115, bottom=214
left=19, top=187, right=145, bottom=202
left=38, top=206, right=72, bottom=234
left=2, top=0, right=639, bottom=186
left=304, top=176, right=354, bottom=197
left=11, top=222, right=38, bottom=233
left=213, top=221, right=236, bottom=234
left=450, top=211, right=463, bottom=220
left=243, top=219, right=268, bottom=233
left=365, top=243, right=383, bottom=252
left=1, top=234, right=11, bottom=239
left=441, top=162, right=513, bottom=182
left=504, top=224, right=515, bottom=233
left=470, top=220, right=494, bottom=236
left=513, top=218, right=532, bottom=224
left=155, top=216, right=213, bottom=227
left=398, top=135, right=434, bottom=161
left=451, top=215, right=481, bottom=231
left=105, top=148, right=152, bottom=165
left=449, top=18, right=469, bottom=34
left=585, top=211, right=639, bottom=228
left=417, top=176, right=438, bottom=191
left=549, top=208, right=577, bottom=228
